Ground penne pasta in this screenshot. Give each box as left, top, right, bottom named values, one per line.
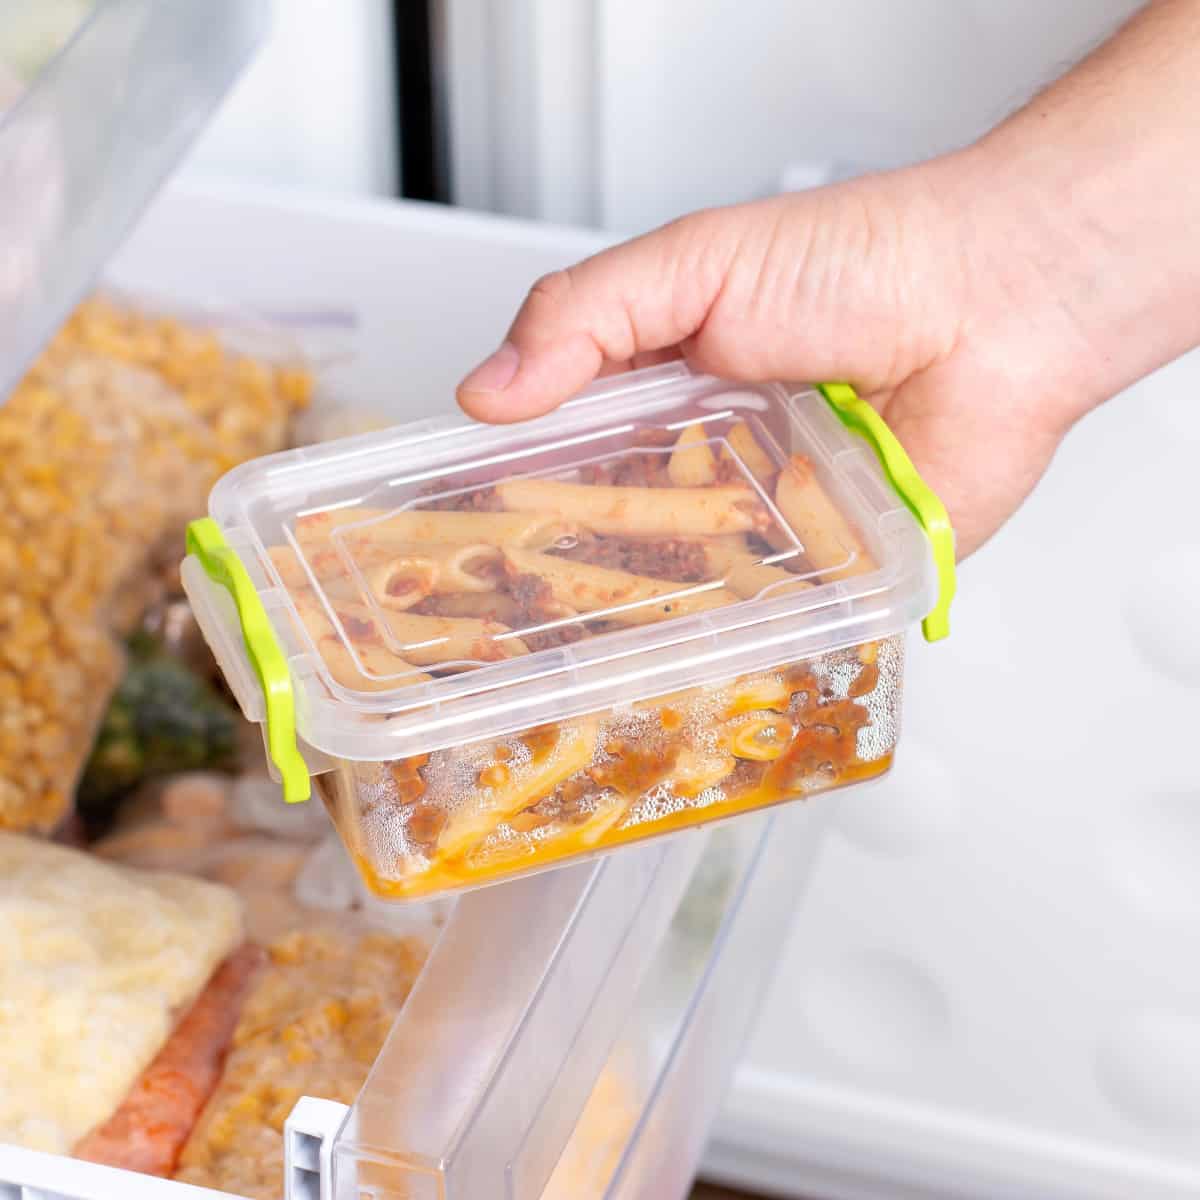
left=496, top=478, right=767, bottom=537
left=699, top=535, right=813, bottom=601
left=419, top=591, right=524, bottom=624
left=296, top=506, right=575, bottom=550
left=669, top=748, right=736, bottom=798
left=725, top=674, right=792, bottom=715
left=667, top=423, right=718, bottom=486
left=503, top=548, right=738, bottom=627
left=774, top=455, right=877, bottom=581
left=292, top=593, right=528, bottom=665
left=724, top=560, right=814, bottom=601
left=317, top=637, right=432, bottom=693
left=376, top=607, right=529, bottom=663
left=366, top=555, right=439, bottom=611
left=721, top=420, right=777, bottom=486
left=436, top=721, right=599, bottom=860
left=366, top=543, right=502, bottom=611
left=726, top=714, right=794, bottom=761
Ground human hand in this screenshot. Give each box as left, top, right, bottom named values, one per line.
left=458, top=1, right=1200, bottom=560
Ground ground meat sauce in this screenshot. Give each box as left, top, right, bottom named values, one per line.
left=556, top=534, right=710, bottom=581
left=503, top=572, right=585, bottom=651
left=580, top=450, right=672, bottom=488
left=417, top=478, right=505, bottom=511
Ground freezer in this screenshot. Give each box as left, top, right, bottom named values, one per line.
left=0, top=10, right=837, bottom=1196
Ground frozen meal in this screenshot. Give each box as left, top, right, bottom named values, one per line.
left=0, top=295, right=312, bottom=834
left=0, top=831, right=242, bottom=1154
left=185, top=365, right=952, bottom=901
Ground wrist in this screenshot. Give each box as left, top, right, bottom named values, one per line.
left=956, top=5, right=1200, bottom=422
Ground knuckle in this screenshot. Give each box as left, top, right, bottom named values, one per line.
left=527, top=268, right=576, bottom=312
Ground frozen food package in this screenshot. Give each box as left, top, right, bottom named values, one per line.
left=173, top=926, right=427, bottom=1199
left=0, top=294, right=313, bottom=833
left=0, top=831, right=242, bottom=1155
left=184, top=364, right=953, bottom=901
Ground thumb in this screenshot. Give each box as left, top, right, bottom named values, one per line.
left=457, top=212, right=733, bottom=422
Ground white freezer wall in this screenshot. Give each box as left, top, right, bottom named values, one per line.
left=445, top=0, right=1143, bottom=232
left=177, top=0, right=397, bottom=196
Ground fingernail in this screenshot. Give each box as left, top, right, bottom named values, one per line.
left=461, top=341, right=520, bottom=393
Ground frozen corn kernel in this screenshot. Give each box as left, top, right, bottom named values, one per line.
left=175, top=927, right=426, bottom=1200
left=0, top=296, right=313, bottom=834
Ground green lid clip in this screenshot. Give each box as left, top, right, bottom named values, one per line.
left=185, top=517, right=311, bottom=802
left=817, top=383, right=956, bottom=642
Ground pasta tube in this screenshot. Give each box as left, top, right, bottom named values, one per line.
left=496, top=478, right=767, bottom=537
left=436, top=720, right=599, bottom=859
left=293, top=594, right=528, bottom=665
left=774, top=455, right=877, bottom=580
left=724, top=673, right=792, bottom=715
left=419, top=591, right=524, bottom=624
left=317, top=637, right=431, bottom=693
left=720, top=420, right=777, bottom=486
left=668, top=423, right=718, bottom=486
left=365, top=555, right=439, bottom=611
left=670, top=748, right=736, bottom=798
left=727, top=714, right=794, bottom=761
left=699, top=536, right=813, bottom=601
left=367, top=543, right=502, bottom=610
left=296, top=507, right=575, bottom=549
left=724, top=560, right=813, bottom=601
left=503, top=548, right=738, bottom=627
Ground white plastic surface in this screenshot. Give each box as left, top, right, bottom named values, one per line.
left=707, top=349, right=1200, bottom=1199
left=31, top=182, right=1200, bottom=1200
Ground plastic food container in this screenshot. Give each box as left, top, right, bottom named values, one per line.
left=183, top=364, right=954, bottom=901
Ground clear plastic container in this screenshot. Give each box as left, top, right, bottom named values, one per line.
left=184, top=363, right=947, bottom=901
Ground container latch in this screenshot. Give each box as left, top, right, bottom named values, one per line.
left=185, top=518, right=311, bottom=801
left=817, top=383, right=956, bottom=642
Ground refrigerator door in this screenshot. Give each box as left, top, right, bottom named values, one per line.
left=0, top=0, right=268, bottom=398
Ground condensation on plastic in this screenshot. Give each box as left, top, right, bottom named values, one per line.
left=0, top=0, right=269, bottom=400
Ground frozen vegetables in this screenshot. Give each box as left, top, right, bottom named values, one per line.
left=0, top=296, right=311, bottom=833
left=174, top=928, right=427, bottom=1199
left=77, top=636, right=240, bottom=834
left=0, top=831, right=242, bottom=1154
left=74, top=943, right=264, bottom=1177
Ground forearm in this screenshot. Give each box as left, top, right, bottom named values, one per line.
left=958, top=0, right=1200, bottom=418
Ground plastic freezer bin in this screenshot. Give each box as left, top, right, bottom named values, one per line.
left=0, top=805, right=829, bottom=1200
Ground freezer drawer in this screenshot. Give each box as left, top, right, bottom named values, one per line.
left=0, top=804, right=828, bottom=1200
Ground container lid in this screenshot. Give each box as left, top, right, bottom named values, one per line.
left=187, top=365, right=948, bottom=781
left=0, top=0, right=268, bottom=399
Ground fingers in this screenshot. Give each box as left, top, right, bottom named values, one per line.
left=881, top=361, right=1063, bottom=559
left=458, top=214, right=730, bottom=422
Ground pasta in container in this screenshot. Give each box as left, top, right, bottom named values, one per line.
left=183, top=364, right=953, bottom=901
